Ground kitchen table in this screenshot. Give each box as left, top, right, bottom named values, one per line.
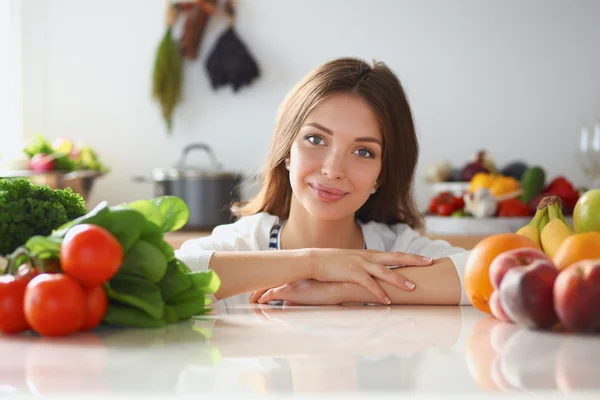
left=1, top=303, right=599, bottom=399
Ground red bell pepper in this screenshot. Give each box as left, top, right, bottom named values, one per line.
left=497, top=198, right=531, bottom=217
left=545, top=176, right=580, bottom=210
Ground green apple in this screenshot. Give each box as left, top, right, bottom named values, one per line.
left=574, top=189, right=600, bottom=233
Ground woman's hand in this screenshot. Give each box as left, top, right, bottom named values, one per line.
left=249, top=280, right=345, bottom=305
left=250, top=249, right=433, bottom=305
left=310, top=248, right=432, bottom=304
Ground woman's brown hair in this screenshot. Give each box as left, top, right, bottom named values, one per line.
left=232, top=57, right=422, bottom=228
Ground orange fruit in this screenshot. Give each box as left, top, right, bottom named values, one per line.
left=553, top=232, right=600, bottom=271
left=464, top=317, right=502, bottom=391
left=464, top=233, right=540, bottom=314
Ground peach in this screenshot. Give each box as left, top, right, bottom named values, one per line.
left=553, top=259, right=600, bottom=333
left=499, top=259, right=559, bottom=330
left=489, top=248, right=551, bottom=290
left=489, top=291, right=512, bottom=322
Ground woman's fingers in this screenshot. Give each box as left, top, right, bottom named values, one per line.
left=353, top=273, right=391, bottom=305
left=374, top=251, right=433, bottom=268
left=249, top=289, right=269, bottom=303
left=257, top=288, right=280, bottom=304
left=366, top=263, right=417, bottom=292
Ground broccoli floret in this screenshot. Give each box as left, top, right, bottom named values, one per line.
left=0, top=178, right=87, bottom=255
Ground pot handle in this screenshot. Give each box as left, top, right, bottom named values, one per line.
left=176, top=143, right=223, bottom=171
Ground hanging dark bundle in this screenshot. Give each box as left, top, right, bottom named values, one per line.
left=204, top=1, right=260, bottom=92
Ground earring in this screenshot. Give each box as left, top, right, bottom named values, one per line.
left=285, top=158, right=290, bottom=170
left=371, top=188, right=377, bottom=194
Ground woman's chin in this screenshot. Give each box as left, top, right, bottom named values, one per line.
left=302, top=200, right=353, bottom=220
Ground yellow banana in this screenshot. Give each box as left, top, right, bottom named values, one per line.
left=540, top=201, right=574, bottom=258
left=539, top=213, right=550, bottom=232
left=516, top=206, right=547, bottom=249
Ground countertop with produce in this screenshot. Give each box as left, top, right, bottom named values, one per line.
left=2, top=157, right=600, bottom=399
left=1, top=303, right=600, bottom=398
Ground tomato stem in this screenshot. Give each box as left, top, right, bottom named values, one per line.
left=4, top=246, right=36, bottom=275
left=0, top=256, right=7, bottom=274
left=30, top=249, right=60, bottom=273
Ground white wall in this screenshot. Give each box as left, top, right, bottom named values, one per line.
left=17, top=0, right=600, bottom=209
left=0, top=0, right=23, bottom=152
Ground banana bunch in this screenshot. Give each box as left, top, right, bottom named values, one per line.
left=516, top=196, right=574, bottom=257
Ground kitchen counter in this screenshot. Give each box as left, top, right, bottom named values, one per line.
left=1, top=303, right=599, bottom=399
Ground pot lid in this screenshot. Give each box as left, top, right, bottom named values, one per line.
left=152, top=168, right=239, bottom=180
left=152, top=143, right=240, bottom=180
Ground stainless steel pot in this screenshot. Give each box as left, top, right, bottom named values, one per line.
left=134, top=143, right=242, bottom=230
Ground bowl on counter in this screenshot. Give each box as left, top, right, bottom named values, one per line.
left=424, top=215, right=574, bottom=236
left=430, top=182, right=470, bottom=196
left=0, top=169, right=104, bottom=203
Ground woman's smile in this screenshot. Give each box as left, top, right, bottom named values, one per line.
left=309, top=182, right=348, bottom=202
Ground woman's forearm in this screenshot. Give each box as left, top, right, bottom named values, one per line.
left=337, top=257, right=462, bottom=305
left=210, top=249, right=315, bottom=300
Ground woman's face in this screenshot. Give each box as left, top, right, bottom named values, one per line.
left=287, top=93, right=383, bottom=221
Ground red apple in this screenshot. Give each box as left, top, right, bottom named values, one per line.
left=499, top=259, right=559, bottom=330
left=553, top=259, right=600, bottom=333
left=489, top=248, right=551, bottom=290
left=555, top=335, right=600, bottom=391
left=30, top=153, right=55, bottom=172
left=489, top=291, right=512, bottom=322
left=496, top=329, right=561, bottom=390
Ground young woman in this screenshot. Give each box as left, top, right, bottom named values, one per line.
left=175, top=57, right=471, bottom=307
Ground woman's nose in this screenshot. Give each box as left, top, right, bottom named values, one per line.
left=321, top=152, right=345, bottom=180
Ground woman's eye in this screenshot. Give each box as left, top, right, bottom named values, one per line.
left=355, top=148, right=374, bottom=158
left=306, top=135, right=325, bottom=145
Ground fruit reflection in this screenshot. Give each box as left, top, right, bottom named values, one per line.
left=466, top=318, right=600, bottom=392
left=25, top=332, right=108, bottom=394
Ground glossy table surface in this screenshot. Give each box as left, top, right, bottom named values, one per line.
left=1, top=302, right=599, bottom=399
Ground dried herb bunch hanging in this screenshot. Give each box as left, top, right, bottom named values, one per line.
left=179, top=0, right=217, bottom=60
left=152, top=3, right=183, bottom=133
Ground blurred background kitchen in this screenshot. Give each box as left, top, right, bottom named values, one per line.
left=1, top=0, right=600, bottom=242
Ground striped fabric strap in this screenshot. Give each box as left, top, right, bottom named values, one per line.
left=268, top=223, right=367, bottom=250
left=269, top=224, right=281, bottom=250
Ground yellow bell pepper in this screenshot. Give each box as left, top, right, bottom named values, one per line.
left=469, top=172, right=495, bottom=193
left=469, top=173, right=520, bottom=197
left=489, top=176, right=520, bottom=197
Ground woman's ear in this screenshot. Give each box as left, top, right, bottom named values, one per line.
left=371, top=180, right=379, bottom=195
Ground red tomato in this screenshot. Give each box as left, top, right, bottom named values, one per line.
left=450, top=196, right=465, bottom=211
left=24, top=274, right=86, bottom=337
left=15, top=263, right=40, bottom=280
left=0, top=275, right=30, bottom=334
left=60, top=224, right=123, bottom=287
left=437, top=203, right=455, bottom=216
left=81, top=286, right=108, bottom=331
left=438, top=191, right=453, bottom=202
left=428, top=197, right=439, bottom=214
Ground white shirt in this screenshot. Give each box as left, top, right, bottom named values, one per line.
left=174, top=212, right=472, bottom=306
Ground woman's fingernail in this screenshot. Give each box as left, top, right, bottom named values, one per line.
left=422, top=257, right=433, bottom=263
left=385, top=296, right=392, bottom=304
left=405, top=281, right=416, bottom=290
